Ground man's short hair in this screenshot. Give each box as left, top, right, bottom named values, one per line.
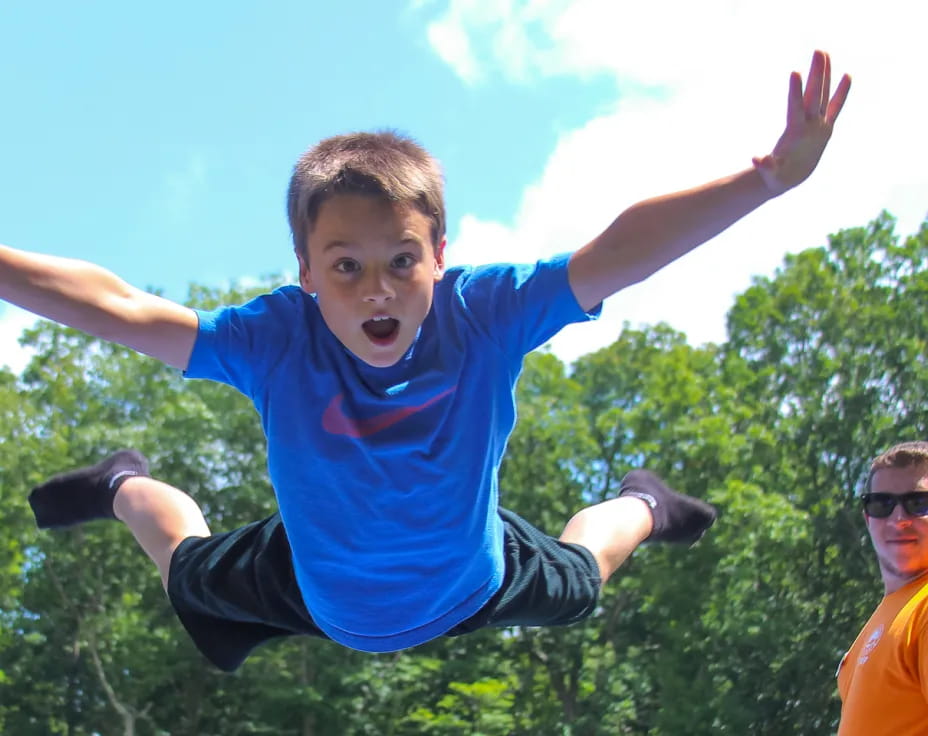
left=867, top=440, right=928, bottom=490
left=286, top=130, right=446, bottom=260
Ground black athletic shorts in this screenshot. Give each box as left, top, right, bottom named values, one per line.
left=167, top=508, right=601, bottom=671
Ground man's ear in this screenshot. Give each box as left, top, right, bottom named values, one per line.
left=434, top=238, right=446, bottom=281
left=298, top=254, right=315, bottom=294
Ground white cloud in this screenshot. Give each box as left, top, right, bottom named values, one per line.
left=433, top=0, right=928, bottom=364
left=0, top=305, right=38, bottom=375
left=425, top=0, right=565, bottom=84
left=426, top=11, right=483, bottom=85
left=424, top=0, right=917, bottom=91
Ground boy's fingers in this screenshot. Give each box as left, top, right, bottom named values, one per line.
left=826, top=74, right=852, bottom=125
left=821, top=55, right=831, bottom=116
left=803, top=50, right=826, bottom=117
left=786, top=72, right=804, bottom=126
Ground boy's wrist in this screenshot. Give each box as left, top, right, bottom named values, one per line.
left=745, top=163, right=784, bottom=202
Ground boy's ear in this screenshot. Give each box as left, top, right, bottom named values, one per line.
left=434, top=238, right=446, bottom=281
left=298, top=254, right=315, bottom=294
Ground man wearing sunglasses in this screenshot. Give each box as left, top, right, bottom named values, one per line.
left=837, top=440, right=928, bottom=735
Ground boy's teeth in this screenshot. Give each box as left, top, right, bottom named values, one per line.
left=364, top=316, right=399, bottom=339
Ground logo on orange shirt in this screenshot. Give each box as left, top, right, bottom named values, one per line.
left=858, top=623, right=884, bottom=665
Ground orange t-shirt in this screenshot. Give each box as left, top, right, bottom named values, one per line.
left=837, top=576, right=928, bottom=735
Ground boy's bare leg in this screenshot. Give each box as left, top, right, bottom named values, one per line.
left=560, top=470, right=716, bottom=584
left=113, top=477, right=210, bottom=589
left=560, top=496, right=653, bottom=584
left=29, top=450, right=209, bottom=590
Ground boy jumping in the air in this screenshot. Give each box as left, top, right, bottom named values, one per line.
left=3, top=52, right=849, bottom=671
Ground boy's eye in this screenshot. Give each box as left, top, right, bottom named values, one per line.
left=392, top=254, right=416, bottom=269
left=334, top=259, right=360, bottom=273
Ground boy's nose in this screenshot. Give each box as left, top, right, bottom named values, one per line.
left=362, top=269, right=395, bottom=302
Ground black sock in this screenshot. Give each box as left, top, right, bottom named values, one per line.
left=28, top=450, right=150, bottom=529
left=619, top=469, right=717, bottom=545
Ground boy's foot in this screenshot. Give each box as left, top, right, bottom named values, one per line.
left=28, top=450, right=150, bottom=529
left=618, top=469, right=716, bottom=544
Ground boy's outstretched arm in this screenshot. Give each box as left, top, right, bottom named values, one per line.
left=568, top=50, right=851, bottom=313
left=0, top=244, right=198, bottom=370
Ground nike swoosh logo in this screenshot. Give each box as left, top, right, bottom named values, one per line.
left=322, top=386, right=457, bottom=438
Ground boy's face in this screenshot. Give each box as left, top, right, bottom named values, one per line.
left=299, top=193, right=445, bottom=368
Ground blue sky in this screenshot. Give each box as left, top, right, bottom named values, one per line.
left=2, top=0, right=926, bottom=371
left=0, top=2, right=610, bottom=287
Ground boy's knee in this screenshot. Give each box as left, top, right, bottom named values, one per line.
left=567, top=502, right=600, bottom=526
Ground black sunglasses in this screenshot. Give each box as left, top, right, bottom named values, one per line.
left=861, top=492, right=928, bottom=519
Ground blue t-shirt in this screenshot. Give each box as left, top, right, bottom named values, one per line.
left=185, top=253, right=598, bottom=651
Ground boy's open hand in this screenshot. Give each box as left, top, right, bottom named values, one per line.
left=752, top=50, right=851, bottom=196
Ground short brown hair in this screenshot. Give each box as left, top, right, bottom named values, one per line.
left=286, top=130, right=446, bottom=260
left=867, top=440, right=928, bottom=490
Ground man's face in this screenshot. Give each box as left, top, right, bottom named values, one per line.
left=866, top=462, right=928, bottom=593
left=299, top=194, right=445, bottom=368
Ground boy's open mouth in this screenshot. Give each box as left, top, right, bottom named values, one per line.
left=363, top=317, right=400, bottom=343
